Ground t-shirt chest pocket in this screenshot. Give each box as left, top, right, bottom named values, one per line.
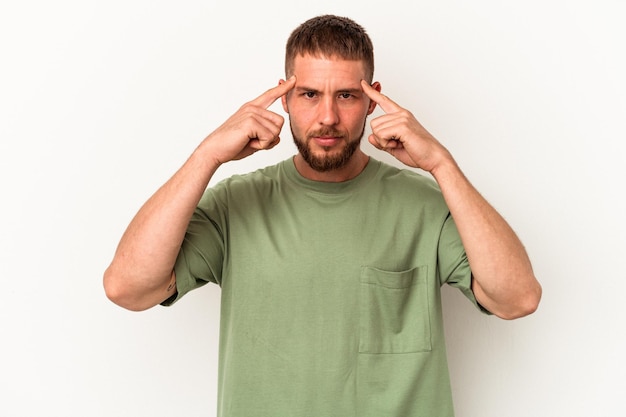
left=359, top=265, right=432, bottom=354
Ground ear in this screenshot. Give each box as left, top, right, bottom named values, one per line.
left=279, top=79, right=290, bottom=113
left=367, top=82, right=381, bottom=115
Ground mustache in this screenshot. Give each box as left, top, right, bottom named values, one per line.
left=307, top=128, right=345, bottom=139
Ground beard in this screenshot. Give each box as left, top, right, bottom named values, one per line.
left=291, top=122, right=366, bottom=172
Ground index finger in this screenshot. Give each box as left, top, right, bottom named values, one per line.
left=252, top=76, right=297, bottom=109
left=360, top=80, right=402, bottom=114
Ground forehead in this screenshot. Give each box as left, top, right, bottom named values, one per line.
left=292, top=54, right=367, bottom=88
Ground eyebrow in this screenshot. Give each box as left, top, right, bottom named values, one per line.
left=294, top=86, right=363, bottom=95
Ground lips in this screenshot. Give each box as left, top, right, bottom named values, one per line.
left=312, top=136, right=342, bottom=147
left=309, top=129, right=345, bottom=148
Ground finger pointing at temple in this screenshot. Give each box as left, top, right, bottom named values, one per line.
left=360, top=79, right=446, bottom=171
left=360, top=80, right=402, bottom=114
left=252, top=75, right=297, bottom=109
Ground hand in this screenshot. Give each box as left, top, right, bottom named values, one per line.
left=201, top=76, right=297, bottom=165
left=361, top=80, right=450, bottom=173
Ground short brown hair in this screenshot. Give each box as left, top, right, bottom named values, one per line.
left=285, top=15, right=374, bottom=82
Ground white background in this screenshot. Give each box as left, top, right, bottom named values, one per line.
left=1, top=0, right=624, bottom=416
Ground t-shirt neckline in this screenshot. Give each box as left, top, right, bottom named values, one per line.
left=282, top=156, right=381, bottom=194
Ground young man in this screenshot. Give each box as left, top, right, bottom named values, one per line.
left=104, top=15, right=541, bottom=416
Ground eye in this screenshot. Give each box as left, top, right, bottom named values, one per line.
left=304, top=91, right=317, bottom=99
left=338, top=93, right=353, bottom=99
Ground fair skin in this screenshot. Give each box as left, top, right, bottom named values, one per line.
left=280, top=55, right=378, bottom=182
left=359, top=81, right=541, bottom=319
left=104, top=54, right=541, bottom=318
left=103, top=77, right=297, bottom=311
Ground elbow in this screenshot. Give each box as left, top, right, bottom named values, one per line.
left=103, top=266, right=152, bottom=312
left=497, top=282, right=542, bottom=320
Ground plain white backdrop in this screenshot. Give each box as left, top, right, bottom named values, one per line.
left=1, top=0, right=624, bottom=416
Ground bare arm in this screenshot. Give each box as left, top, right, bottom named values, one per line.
left=103, top=77, right=296, bottom=311
left=361, top=80, right=541, bottom=319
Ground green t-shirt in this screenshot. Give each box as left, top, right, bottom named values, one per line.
left=169, top=157, right=485, bottom=417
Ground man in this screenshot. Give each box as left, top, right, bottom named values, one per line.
left=104, top=14, right=541, bottom=417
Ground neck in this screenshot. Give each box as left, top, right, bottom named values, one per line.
left=293, top=149, right=370, bottom=183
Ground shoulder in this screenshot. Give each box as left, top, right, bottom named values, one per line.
left=372, top=159, right=443, bottom=198
left=222, top=162, right=280, bottom=187
left=201, top=160, right=287, bottom=203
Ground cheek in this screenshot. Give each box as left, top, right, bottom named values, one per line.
left=286, top=109, right=307, bottom=136
left=342, top=106, right=369, bottom=129
left=287, top=102, right=314, bottom=125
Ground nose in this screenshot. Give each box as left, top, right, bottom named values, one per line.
left=318, top=96, right=339, bottom=126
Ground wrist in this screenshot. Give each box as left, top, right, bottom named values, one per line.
left=429, top=151, right=461, bottom=184
left=193, top=139, right=225, bottom=172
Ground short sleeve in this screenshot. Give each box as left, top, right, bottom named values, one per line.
left=161, top=190, right=227, bottom=306
left=438, top=214, right=491, bottom=314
